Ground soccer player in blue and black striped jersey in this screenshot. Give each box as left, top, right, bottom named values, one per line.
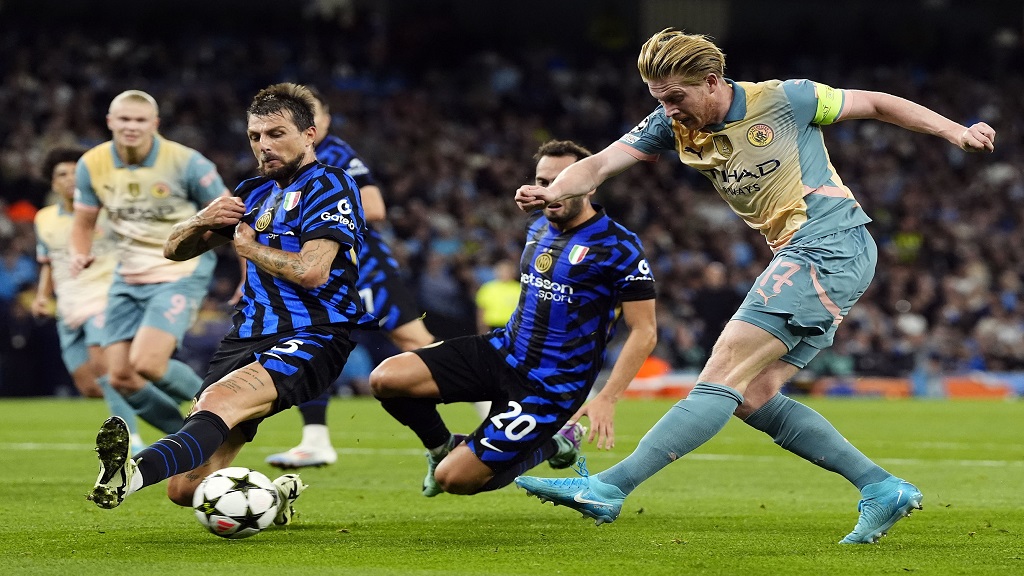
left=265, top=88, right=436, bottom=470
left=88, top=83, right=372, bottom=526
left=370, top=140, right=657, bottom=497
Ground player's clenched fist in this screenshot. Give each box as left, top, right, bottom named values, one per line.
left=959, top=122, right=996, bottom=153
left=196, top=195, right=246, bottom=229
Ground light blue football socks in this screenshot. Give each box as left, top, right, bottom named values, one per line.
left=743, top=393, right=890, bottom=489
left=98, top=375, right=139, bottom=436
left=153, top=359, right=203, bottom=403
left=125, top=383, right=185, bottom=434
left=597, top=382, right=744, bottom=495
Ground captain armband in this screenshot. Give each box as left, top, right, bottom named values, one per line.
left=811, top=82, right=845, bottom=125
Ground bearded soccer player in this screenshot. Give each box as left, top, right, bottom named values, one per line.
left=369, top=139, right=657, bottom=497
left=88, top=84, right=372, bottom=528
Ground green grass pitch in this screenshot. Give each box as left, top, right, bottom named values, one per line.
left=1, top=396, right=1021, bottom=575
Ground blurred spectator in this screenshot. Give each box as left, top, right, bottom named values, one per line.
left=0, top=6, right=1022, bottom=388
left=475, top=259, right=520, bottom=334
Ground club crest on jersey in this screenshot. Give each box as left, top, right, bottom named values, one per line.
left=567, top=245, right=589, bottom=264
left=255, top=210, right=273, bottom=232
left=127, top=182, right=141, bottom=199
left=747, top=124, right=774, bottom=147
left=283, top=191, right=301, bottom=211
left=534, top=252, right=553, bottom=273
left=151, top=183, right=171, bottom=199
left=713, top=135, right=734, bottom=157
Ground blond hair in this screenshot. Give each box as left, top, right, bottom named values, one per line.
left=108, top=90, right=160, bottom=115
left=637, top=28, right=726, bottom=84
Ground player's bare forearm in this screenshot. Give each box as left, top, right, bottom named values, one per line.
left=598, top=318, right=657, bottom=404
left=31, top=263, right=55, bottom=317
left=235, top=235, right=339, bottom=290
left=166, top=195, right=246, bottom=261
left=841, top=90, right=996, bottom=151
left=165, top=220, right=227, bottom=261
left=575, top=299, right=656, bottom=448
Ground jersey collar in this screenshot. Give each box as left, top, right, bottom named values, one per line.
left=705, top=78, right=746, bottom=133
left=110, top=135, right=162, bottom=169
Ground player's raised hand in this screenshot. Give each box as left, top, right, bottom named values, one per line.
left=197, top=195, right=246, bottom=229
left=960, top=122, right=996, bottom=153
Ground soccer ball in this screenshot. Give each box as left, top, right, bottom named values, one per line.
left=193, top=467, right=280, bottom=539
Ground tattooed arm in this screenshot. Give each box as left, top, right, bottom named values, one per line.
left=164, top=195, right=244, bottom=261
left=233, top=222, right=341, bottom=289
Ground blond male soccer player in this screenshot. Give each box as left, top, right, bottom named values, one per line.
left=88, top=84, right=372, bottom=526
left=515, top=29, right=995, bottom=544
left=70, top=90, right=230, bottom=436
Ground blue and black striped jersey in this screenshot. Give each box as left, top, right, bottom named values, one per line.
left=315, top=135, right=409, bottom=318
left=229, top=161, right=373, bottom=338
left=489, top=206, right=655, bottom=396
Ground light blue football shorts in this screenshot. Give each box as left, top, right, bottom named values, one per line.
left=732, top=225, right=877, bottom=368
left=103, top=268, right=213, bottom=348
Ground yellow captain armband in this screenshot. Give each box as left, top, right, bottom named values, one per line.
left=812, top=82, right=844, bottom=125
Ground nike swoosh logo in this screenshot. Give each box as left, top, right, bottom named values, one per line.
left=572, top=490, right=609, bottom=507
left=478, top=437, right=504, bottom=452
left=525, top=241, right=537, bottom=246
left=896, top=489, right=904, bottom=505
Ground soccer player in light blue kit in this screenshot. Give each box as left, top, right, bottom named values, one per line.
left=70, top=90, right=230, bottom=436
left=514, top=29, right=996, bottom=544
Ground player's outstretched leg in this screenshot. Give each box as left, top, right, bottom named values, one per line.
left=840, top=477, right=923, bottom=544
left=547, top=422, right=586, bottom=469
left=515, top=459, right=625, bottom=526
left=272, top=473, right=309, bottom=526
left=423, top=434, right=466, bottom=497
left=87, top=416, right=138, bottom=509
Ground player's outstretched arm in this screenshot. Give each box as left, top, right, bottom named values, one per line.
left=839, top=89, right=996, bottom=152
left=571, top=298, right=657, bottom=449
left=234, top=224, right=341, bottom=290
left=165, top=195, right=245, bottom=261
left=515, top=145, right=640, bottom=212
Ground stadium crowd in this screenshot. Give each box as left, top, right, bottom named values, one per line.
left=1, top=13, right=1022, bottom=396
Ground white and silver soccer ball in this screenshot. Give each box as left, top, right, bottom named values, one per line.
left=193, top=467, right=280, bottom=539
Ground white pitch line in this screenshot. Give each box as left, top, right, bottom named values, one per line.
left=6, top=442, right=1022, bottom=468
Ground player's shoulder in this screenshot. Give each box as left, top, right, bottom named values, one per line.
left=321, top=134, right=355, bottom=152
left=317, top=162, right=360, bottom=188
left=234, top=175, right=271, bottom=200
left=157, top=136, right=209, bottom=163
left=34, top=204, right=60, bottom=225
left=79, top=142, right=115, bottom=169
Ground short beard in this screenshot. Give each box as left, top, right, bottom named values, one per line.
left=258, top=153, right=305, bottom=183
left=544, top=197, right=586, bottom=226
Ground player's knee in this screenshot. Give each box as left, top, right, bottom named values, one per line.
left=72, top=375, right=104, bottom=398
left=166, top=478, right=196, bottom=507
left=109, top=371, right=142, bottom=395
left=369, top=359, right=398, bottom=398
left=131, top=356, right=168, bottom=383
left=434, top=467, right=482, bottom=495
